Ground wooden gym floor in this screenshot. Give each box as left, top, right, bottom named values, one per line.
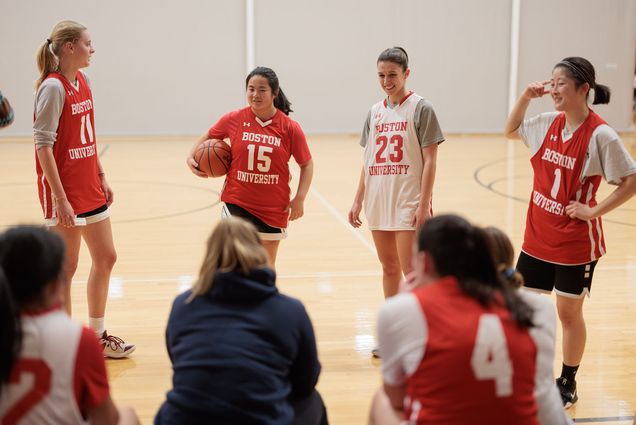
left=1, top=132, right=635, bottom=424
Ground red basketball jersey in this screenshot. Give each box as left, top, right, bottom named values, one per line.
left=523, top=111, right=606, bottom=264
left=208, top=107, right=312, bottom=228
left=35, top=72, right=105, bottom=218
left=405, top=277, right=539, bottom=425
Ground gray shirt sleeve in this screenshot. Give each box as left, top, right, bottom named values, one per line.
left=413, top=99, right=445, bottom=148
left=359, top=110, right=371, bottom=147
left=584, top=124, right=636, bottom=185
left=33, top=79, right=65, bottom=148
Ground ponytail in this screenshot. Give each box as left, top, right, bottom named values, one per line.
left=273, top=87, right=292, bottom=115
left=592, top=83, right=611, bottom=105
left=0, top=269, right=21, bottom=387
left=35, top=20, right=87, bottom=90
left=35, top=39, right=59, bottom=90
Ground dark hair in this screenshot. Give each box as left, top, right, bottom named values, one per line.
left=0, top=226, right=66, bottom=385
left=245, top=66, right=293, bottom=115
left=418, top=215, right=534, bottom=327
left=0, top=269, right=20, bottom=386
left=483, top=226, right=524, bottom=289
left=377, top=47, right=409, bottom=71
left=554, top=57, right=610, bottom=105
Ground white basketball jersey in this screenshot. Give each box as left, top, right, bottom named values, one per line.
left=364, top=93, right=424, bottom=230
left=0, top=310, right=86, bottom=425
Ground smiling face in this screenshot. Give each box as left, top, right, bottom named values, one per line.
left=377, top=61, right=410, bottom=101
left=550, top=67, right=589, bottom=111
left=246, top=75, right=276, bottom=116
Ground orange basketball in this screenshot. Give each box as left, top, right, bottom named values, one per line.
left=194, top=139, right=231, bottom=177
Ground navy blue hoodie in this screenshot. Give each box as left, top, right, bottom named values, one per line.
left=155, top=268, right=321, bottom=425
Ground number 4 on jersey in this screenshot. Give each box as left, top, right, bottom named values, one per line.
left=470, top=314, right=513, bottom=397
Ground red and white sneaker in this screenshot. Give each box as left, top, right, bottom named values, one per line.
left=100, top=331, right=136, bottom=358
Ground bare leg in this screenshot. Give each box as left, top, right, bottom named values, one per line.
left=50, top=225, right=82, bottom=316
left=556, top=294, right=586, bottom=367
left=261, top=240, right=281, bottom=270
left=81, top=218, right=117, bottom=319
left=395, top=231, right=415, bottom=276
left=371, top=231, right=401, bottom=298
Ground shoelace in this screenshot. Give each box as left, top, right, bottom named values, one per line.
left=102, top=333, right=126, bottom=350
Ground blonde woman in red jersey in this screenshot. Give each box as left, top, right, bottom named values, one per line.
left=187, top=67, right=314, bottom=268
left=33, top=21, right=134, bottom=358
left=504, top=57, right=636, bottom=407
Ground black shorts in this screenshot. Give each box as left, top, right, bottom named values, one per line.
left=222, top=203, right=287, bottom=241
left=77, top=204, right=108, bottom=218
left=516, top=251, right=597, bottom=299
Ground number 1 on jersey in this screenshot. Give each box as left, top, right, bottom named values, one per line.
left=470, top=314, right=513, bottom=397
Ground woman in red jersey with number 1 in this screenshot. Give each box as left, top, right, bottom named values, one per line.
left=187, top=67, right=314, bottom=268
left=504, top=56, right=636, bottom=408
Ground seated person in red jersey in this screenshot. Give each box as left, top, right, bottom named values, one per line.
left=0, top=226, right=138, bottom=425
left=368, top=215, right=572, bottom=425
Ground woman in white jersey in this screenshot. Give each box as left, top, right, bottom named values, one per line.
left=504, top=57, right=636, bottom=408
left=348, top=47, right=444, bottom=356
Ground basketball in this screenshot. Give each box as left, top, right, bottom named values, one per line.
left=194, top=139, right=232, bottom=177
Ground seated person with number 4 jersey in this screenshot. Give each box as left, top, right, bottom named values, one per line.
left=368, top=215, right=571, bottom=425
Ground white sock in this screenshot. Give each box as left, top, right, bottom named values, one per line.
left=89, top=317, right=105, bottom=336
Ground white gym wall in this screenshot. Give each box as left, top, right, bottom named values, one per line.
left=0, top=0, right=633, bottom=136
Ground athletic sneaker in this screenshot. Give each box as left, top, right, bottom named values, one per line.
left=556, top=377, right=578, bottom=408
left=100, top=331, right=136, bottom=359
left=371, top=347, right=380, bottom=359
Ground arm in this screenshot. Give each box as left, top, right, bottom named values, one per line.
left=412, top=144, right=438, bottom=228
left=377, top=294, right=426, bottom=411
left=186, top=133, right=210, bottom=178
left=289, top=304, right=321, bottom=398
left=288, top=159, right=314, bottom=221
left=565, top=173, right=636, bottom=220
left=36, top=146, right=75, bottom=227
left=348, top=167, right=365, bottom=228
left=504, top=80, right=551, bottom=139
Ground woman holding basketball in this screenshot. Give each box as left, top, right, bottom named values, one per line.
left=504, top=56, right=636, bottom=407
left=187, top=67, right=313, bottom=267
left=33, top=20, right=134, bottom=357
left=348, top=47, right=444, bottom=353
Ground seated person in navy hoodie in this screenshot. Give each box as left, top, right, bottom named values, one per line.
left=155, top=217, right=328, bottom=425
